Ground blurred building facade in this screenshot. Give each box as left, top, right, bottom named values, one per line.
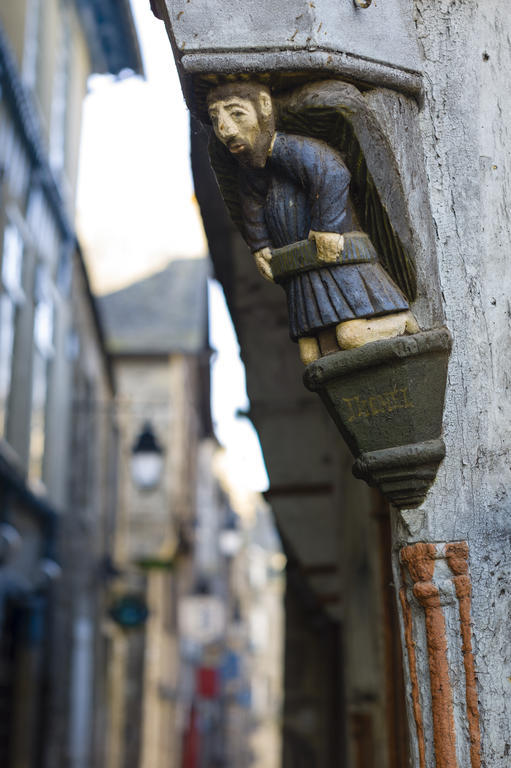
left=182, top=441, right=284, bottom=768
left=99, top=261, right=284, bottom=768
left=99, top=258, right=211, bottom=768
left=0, top=2, right=141, bottom=766
left=1, top=3, right=286, bottom=767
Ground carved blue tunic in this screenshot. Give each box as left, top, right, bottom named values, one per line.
left=239, top=132, right=409, bottom=341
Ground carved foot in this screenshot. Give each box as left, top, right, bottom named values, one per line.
left=404, top=311, right=420, bottom=334
left=336, top=311, right=419, bottom=350
left=299, top=336, right=321, bottom=365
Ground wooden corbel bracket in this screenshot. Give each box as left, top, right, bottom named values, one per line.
left=303, top=328, right=452, bottom=508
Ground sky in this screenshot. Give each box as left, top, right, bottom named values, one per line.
left=76, top=0, right=269, bottom=491
left=76, top=0, right=205, bottom=292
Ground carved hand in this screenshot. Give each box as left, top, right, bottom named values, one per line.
left=253, top=247, right=274, bottom=282
left=308, top=231, right=345, bottom=263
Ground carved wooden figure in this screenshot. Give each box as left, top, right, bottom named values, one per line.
left=201, top=77, right=451, bottom=508
left=206, top=79, right=419, bottom=365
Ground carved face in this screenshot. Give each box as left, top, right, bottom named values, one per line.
left=207, top=84, right=275, bottom=168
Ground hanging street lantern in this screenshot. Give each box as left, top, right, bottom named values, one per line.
left=109, top=593, right=149, bottom=629
left=130, top=421, right=164, bottom=491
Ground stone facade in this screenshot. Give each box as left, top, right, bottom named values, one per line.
left=0, top=3, right=141, bottom=766
left=99, top=262, right=284, bottom=768
left=99, top=260, right=210, bottom=768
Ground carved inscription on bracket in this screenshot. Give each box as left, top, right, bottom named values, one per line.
left=399, top=542, right=481, bottom=768
left=343, top=386, right=413, bottom=423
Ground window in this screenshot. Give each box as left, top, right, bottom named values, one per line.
left=22, top=0, right=42, bottom=91
left=0, top=224, right=25, bottom=438
left=0, top=110, right=31, bottom=203
left=28, top=265, right=54, bottom=484
left=24, top=186, right=61, bottom=484
left=26, top=190, right=59, bottom=267
left=49, top=9, right=71, bottom=176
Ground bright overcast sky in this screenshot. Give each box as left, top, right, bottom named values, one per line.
left=76, top=0, right=206, bottom=292
left=77, top=0, right=269, bottom=491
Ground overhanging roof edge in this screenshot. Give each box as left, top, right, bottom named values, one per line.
left=74, top=0, right=144, bottom=76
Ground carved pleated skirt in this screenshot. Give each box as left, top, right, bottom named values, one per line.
left=283, top=262, right=410, bottom=341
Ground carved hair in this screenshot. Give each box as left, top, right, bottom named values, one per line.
left=206, top=79, right=272, bottom=107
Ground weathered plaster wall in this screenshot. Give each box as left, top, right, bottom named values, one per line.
left=166, top=0, right=419, bottom=72
left=391, top=3, right=511, bottom=765
left=174, top=1, right=511, bottom=762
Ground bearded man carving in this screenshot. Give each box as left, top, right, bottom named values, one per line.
left=207, top=81, right=419, bottom=364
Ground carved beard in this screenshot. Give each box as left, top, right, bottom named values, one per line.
left=233, top=111, right=274, bottom=169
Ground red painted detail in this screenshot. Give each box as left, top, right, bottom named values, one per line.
left=182, top=705, right=199, bottom=768
left=197, top=666, right=219, bottom=699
